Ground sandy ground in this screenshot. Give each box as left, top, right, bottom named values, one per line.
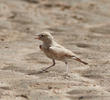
left=0, top=0, right=110, bottom=100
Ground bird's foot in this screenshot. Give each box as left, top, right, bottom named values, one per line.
left=63, top=73, right=71, bottom=79
left=41, top=68, right=49, bottom=72
left=37, top=69, right=49, bottom=74
left=28, top=69, right=49, bottom=75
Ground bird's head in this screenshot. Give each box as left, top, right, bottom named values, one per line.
left=35, top=31, right=54, bottom=43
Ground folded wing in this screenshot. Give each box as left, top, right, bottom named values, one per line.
left=49, top=45, right=88, bottom=65
left=49, top=45, right=76, bottom=58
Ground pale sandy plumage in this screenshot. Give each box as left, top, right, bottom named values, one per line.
left=35, top=31, right=88, bottom=73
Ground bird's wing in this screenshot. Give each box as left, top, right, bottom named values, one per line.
left=49, top=45, right=76, bottom=58
left=49, top=45, right=88, bottom=65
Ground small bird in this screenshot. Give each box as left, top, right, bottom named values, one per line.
left=35, top=31, right=88, bottom=73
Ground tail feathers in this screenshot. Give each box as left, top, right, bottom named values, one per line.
left=73, top=57, right=88, bottom=65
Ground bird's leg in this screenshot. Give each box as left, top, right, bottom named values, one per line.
left=63, top=62, right=71, bottom=78
left=42, top=59, right=55, bottom=72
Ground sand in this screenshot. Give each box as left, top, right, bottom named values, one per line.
left=0, top=0, right=110, bottom=100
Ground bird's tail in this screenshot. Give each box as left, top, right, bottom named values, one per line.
left=73, top=56, right=88, bottom=65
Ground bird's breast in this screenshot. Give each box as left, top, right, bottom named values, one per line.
left=40, top=46, right=52, bottom=58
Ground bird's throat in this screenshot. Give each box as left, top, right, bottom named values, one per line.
left=43, top=39, right=55, bottom=47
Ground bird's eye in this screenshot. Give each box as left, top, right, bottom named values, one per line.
left=40, top=35, right=44, bottom=37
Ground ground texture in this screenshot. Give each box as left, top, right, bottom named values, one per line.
left=0, top=0, right=110, bottom=100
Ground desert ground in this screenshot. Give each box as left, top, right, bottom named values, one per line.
left=0, top=0, right=110, bottom=100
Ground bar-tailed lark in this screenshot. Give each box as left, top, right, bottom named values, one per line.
left=35, top=31, right=88, bottom=73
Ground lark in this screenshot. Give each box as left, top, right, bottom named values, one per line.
left=35, top=31, right=88, bottom=73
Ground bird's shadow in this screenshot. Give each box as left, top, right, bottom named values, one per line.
left=27, top=69, right=49, bottom=75
left=27, top=69, right=71, bottom=79
left=1, top=64, right=49, bottom=76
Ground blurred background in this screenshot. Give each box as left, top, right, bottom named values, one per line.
left=0, top=0, right=110, bottom=100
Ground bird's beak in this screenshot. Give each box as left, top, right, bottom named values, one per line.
left=35, top=35, right=40, bottom=40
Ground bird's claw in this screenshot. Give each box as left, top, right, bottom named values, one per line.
left=63, top=73, right=71, bottom=79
